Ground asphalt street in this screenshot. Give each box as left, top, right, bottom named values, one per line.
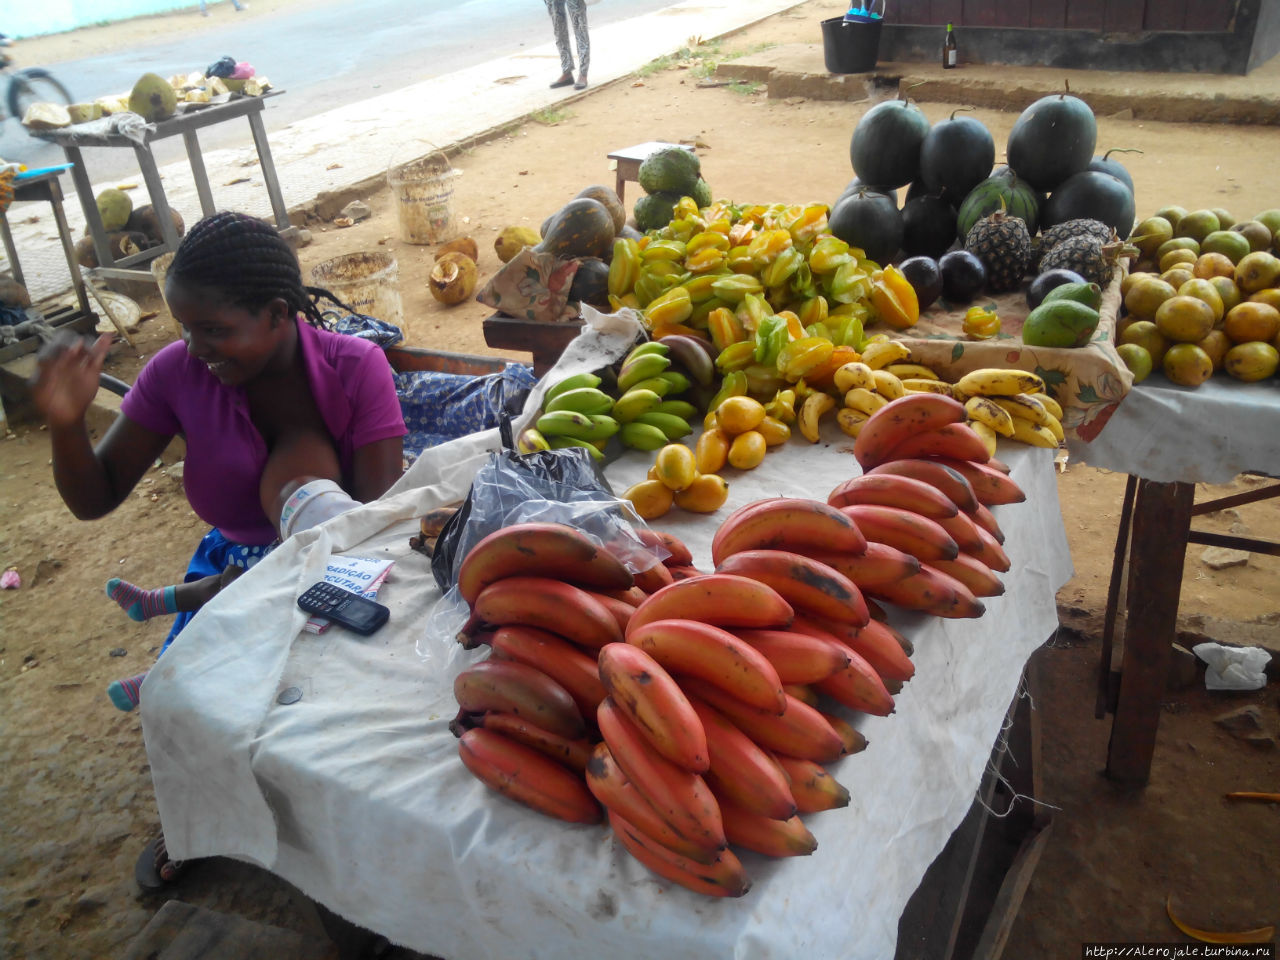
left=0, top=0, right=677, bottom=176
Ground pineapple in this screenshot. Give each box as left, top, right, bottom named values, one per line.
left=1035, top=218, right=1116, bottom=269
left=1040, top=218, right=1116, bottom=252
left=1038, top=236, right=1136, bottom=288
left=965, top=210, right=1031, bottom=293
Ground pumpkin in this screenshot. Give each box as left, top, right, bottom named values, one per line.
left=536, top=198, right=616, bottom=260
left=1006, top=87, right=1097, bottom=192
left=849, top=93, right=930, bottom=190
left=575, top=184, right=626, bottom=234
left=1042, top=170, right=1136, bottom=240
left=828, top=189, right=903, bottom=264
left=956, top=173, right=1041, bottom=241
left=918, top=109, right=996, bottom=204
left=568, top=257, right=611, bottom=309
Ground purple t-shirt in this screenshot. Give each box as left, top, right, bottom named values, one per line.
left=121, top=320, right=406, bottom=545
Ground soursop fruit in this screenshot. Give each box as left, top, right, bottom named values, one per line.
left=634, top=191, right=683, bottom=233
left=638, top=147, right=701, bottom=197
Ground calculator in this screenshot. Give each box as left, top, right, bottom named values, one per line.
left=297, top=582, right=390, bottom=635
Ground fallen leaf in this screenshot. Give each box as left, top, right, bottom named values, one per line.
left=494, top=75, right=527, bottom=85
left=224, top=177, right=250, bottom=186
left=326, top=162, right=343, bottom=170
left=519, top=170, right=529, bottom=175
left=115, top=182, right=139, bottom=190
left=333, top=217, right=354, bottom=228
left=1166, top=895, right=1275, bottom=944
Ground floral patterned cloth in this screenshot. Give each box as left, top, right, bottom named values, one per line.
left=476, top=247, right=581, bottom=323
left=325, top=311, right=536, bottom=459
left=396, top=363, right=537, bottom=461
left=886, top=262, right=1133, bottom=442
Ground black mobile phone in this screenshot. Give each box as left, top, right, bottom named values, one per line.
left=297, top=581, right=390, bottom=636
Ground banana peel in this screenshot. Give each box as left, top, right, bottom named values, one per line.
left=1165, top=895, right=1275, bottom=944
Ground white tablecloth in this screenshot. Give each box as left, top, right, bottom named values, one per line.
left=1067, top=373, right=1280, bottom=484
left=141, top=315, right=1073, bottom=960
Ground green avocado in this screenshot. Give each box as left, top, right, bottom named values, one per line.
left=1022, top=299, right=1102, bottom=348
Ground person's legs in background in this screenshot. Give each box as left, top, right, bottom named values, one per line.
left=566, top=0, right=590, bottom=89
left=545, top=0, right=576, bottom=88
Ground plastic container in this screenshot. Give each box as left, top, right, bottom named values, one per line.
left=822, top=15, right=883, bottom=74
left=309, top=251, right=404, bottom=327
left=387, top=149, right=458, bottom=245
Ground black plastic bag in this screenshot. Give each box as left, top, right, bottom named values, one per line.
left=429, top=437, right=624, bottom=594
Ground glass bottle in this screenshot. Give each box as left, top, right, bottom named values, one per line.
left=943, top=22, right=958, bottom=69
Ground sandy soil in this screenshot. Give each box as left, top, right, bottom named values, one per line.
left=2, top=2, right=1278, bottom=957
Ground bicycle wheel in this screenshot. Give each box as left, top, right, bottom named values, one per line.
left=7, top=68, right=73, bottom=123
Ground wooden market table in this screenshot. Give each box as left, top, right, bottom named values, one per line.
left=32, top=91, right=293, bottom=284
left=606, top=140, right=696, bottom=206
left=0, top=166, right=93, bottom=323
left=482, top=313, right=582, bottom=377
left=137, top=305, right=1073, bottom=960
left=1067, top=376, right=1280, bottom=786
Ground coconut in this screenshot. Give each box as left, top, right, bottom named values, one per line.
left=127, top=204, right=185, bottom=244
left=128, top=72, right=178, bottom=123
left=435, top=236, right=479, bottom=263
left=66, top=102, right=104, bottom=125
left=96, top=189, right=134, bottom=233
left=22, top=102, right=71, bottom=130
left=495, top=226, right=540, bottom=263
left=428, top=252, right=478, bottom=305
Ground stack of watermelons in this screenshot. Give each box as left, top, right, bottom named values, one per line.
left=828, top=84, right=1138, bottom=308
left=633, top=146, right=714, bottom=232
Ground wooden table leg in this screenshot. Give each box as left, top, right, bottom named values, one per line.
left=247, top=108, right=292, bottom=231
left=182, top=128, right=217, bottom=217
left=133, top=143, right=182, bottom=252
left=1105, top=478, right=1195, bottom=786
left=46, top=178, right=94, bottom=318
left=64, top=145, right=115, bottom=269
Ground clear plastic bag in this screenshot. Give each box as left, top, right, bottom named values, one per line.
left=419, top=443, right=664, bottom=662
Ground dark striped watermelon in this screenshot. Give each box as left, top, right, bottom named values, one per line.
left=956, top=173, right=1041, bottom=241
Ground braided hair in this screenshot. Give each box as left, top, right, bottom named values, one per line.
left=165, top=211, right=348, bottom=327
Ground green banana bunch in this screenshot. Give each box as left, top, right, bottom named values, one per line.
left=544, top=387, right=615, bottom=416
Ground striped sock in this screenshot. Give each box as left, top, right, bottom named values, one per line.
left=106, top=579, right=178, bottom=622
left=107, top=673, right=147, bottom=712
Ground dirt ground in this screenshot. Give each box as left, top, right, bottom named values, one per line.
left=2, top=2, right=1279, bottom=957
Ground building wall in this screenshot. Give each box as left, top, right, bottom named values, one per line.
left=8, top=0, right=191, bottom=40
left=885, top=0, right=1238, bottom=31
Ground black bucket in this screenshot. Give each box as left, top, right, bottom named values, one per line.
left=822, top=16, right=882, bottom=74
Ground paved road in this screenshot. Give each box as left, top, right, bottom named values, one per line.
left=0, top=0, right=675, bottom=175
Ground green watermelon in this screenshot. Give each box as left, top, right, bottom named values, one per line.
left=956, top=173, right=1041, bottom=241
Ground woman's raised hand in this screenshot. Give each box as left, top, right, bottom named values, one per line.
left=30, top=332, right=114, bottom=430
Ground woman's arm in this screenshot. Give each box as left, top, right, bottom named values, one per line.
left=349, top=435, right=405, bottom=503
left=32, top=334, right=173, bottom=519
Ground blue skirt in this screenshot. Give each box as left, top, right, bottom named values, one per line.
left=161, top=528, right=276, bottom=653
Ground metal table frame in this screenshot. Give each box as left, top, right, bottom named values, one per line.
left=35, top=91, right=293, bottom=283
